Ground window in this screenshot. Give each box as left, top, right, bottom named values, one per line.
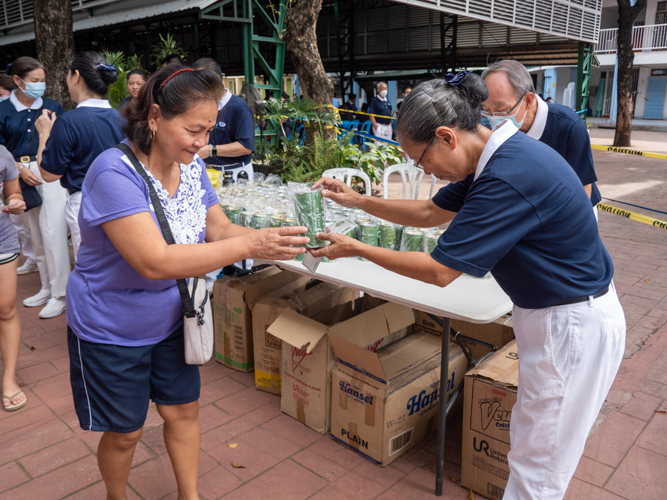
left=656, top=1, right=667, bottom=24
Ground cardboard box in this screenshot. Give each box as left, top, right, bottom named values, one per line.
left=252, top=280, right=357, bottom=395
left=213, top=267, right=304, bottom=372
left=329, top=331, right=468, bottom=466
left=268, top=298, right=411, bottom=434
left=461, top=340, right=519, bottom=500
left=413, top=310, right=514, bottom=361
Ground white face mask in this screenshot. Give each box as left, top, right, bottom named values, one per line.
left=379, top=90, right=388, bottom=98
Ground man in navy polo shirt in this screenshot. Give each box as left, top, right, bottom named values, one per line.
left=368, top=82, right=393, bottom=144
left=194, top=58, right=255, bottom=181
left=481, top=59, right=601, bottom=210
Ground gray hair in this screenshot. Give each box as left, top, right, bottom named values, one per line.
left=481, top=60, right=535, bottom=99
left=396, top=74, right=488, bottom=145
left=376, top=81, right=387, bottom=90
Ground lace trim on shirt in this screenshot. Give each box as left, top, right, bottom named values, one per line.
left=136, top=158, right=208, bottom=245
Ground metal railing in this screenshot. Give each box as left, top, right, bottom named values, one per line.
left=596, top=24, right=667, bottom=54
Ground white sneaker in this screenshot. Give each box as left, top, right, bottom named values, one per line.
left=17, top=260, right=39, bottom=275
left=39, top=297, right=66, bottom=319
left=23, top=288, right=51, bottom=308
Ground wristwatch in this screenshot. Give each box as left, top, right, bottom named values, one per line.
left=17, top=164, right=24, bottom=174
left=212, top=145, right=217, bottom=156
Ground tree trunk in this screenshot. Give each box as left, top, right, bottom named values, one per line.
left=284, top=0, right=335, bottom=142
left=613, top=0, right=647, bottom=147
left=34, top=0, right=75, bottom=111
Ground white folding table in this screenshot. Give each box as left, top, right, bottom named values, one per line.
left=256, top=257, right=513, bottom=496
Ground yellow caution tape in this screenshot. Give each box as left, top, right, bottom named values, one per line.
left=338, top=108, right=397, bottom=120
left=597, top=203, right=667, bottom=230
left=591, top=144, right=667, bottom=160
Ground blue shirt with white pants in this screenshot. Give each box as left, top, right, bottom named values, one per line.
left=40, top=98, right=125, bottom=259
left=368, top=96, right=393, bottom=142
left=430, top=121, right=624, bottom=499
left=207, top=91, right=255, bottom=181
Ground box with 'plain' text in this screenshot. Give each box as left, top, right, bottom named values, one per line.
left=330, top=331, right=468, bottom=466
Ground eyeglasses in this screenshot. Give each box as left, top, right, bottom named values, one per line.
left=414, top=136, right=435, bottom=171
left=482, top=92, right=527, bottom=119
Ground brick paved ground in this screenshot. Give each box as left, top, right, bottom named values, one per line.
left=2, top=134, right=667, bottom=499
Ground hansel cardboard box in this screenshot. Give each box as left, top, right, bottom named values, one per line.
left=213, top=267, right=305, bottom=372
left=413, top=310, right=514, bottom=362
left=252, top=281, right=357, bottom=395
left=330, top=331, right=468, bottom=466
left=267, top=298, right=412, bottom=434
left=461, top=340, right=518, bottom=500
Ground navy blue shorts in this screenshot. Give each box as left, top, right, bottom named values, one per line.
left=68, top=325, right=200, bottom=433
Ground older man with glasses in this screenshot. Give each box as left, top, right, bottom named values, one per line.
left=481, top=60, right=600, bottom=209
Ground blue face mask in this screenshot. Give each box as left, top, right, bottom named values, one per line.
left=20, top=80, right=45, bottom=99
left=486, top=95, right=527, bottom=130
left=0, top=96, right=8, bottom=103
left=487, top=114, right=525, bottom=130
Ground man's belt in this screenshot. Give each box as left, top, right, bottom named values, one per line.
left=16, top=156, right=36, bottom=163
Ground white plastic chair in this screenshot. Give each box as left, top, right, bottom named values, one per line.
left=321, top=168, right=372, bottom=196
left=382, top=163, right=437, bottom=200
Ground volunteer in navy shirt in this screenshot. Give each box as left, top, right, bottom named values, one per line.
left=0, top=56, right=70, bottom=319
left=312, top=74, right=625, bottom=500
left=193, top=58, right=254, bottom=181
left=36, top=52, right=124, bottom=260
left=482, top=59, right=601, bottom=208
left=368, top=81, right=393, bottom=143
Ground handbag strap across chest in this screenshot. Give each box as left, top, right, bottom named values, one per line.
left=115, top=142, right=196, bottom=317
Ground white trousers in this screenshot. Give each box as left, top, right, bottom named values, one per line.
left=225, top=162, right=254, bottom=182
left=18, top=162, right=71, bottom=297
left=506, top=287, right=625, bottom=500
left=373, top=123, right=393, bottom=144
left=10, top=213, right=35, bottom=262
left=65, top=191, right=82, bottom=260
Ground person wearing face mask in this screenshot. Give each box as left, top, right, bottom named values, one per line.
left=368, top=82, right=393, bottom=144
left=66, top=66, right=308, bottom=499
left=481, top=60, right=600, bottom=209
left=35, top=51, right=125, bottom=262
left=0, top=57, right=70, bottom=319
left=118, top=69, right=147, bottom=113
left=310, top=73, right=624, bottom=500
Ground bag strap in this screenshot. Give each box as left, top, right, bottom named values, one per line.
left=115, top=142, right=196, bottom=317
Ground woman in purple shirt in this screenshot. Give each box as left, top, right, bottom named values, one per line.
left=66, top=66, right=308, bottom=499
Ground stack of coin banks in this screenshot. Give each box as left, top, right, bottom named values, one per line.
left=217, top=177, right=447, bottom=262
